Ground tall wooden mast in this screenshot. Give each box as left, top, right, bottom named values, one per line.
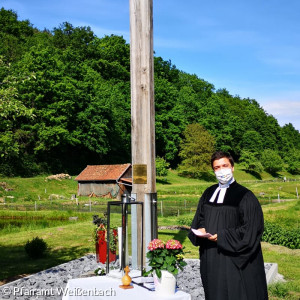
left=129, top=0, right=157, bottom=264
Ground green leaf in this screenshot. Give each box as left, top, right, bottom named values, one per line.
left=156, top=257, right=164, bottom=264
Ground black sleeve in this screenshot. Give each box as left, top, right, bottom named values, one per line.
left=217, top=191, right=264, bottom=268
left=188, top=192, right=206, bottom=246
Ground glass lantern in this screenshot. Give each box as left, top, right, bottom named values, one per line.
left=106, top=193, right=144, bottom=278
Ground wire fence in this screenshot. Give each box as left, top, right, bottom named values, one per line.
left=242, top=178, right=300, bottom=184
left=0, top=202, right=108, bottom=213
left=2, top=197, right=296, bottom=217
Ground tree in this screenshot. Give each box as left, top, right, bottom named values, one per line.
left=1, top=7, right=299, bottom=176
left=240, top=130, right=263, bottom=154
left=154, top=57, right=179, bottom=84
left=178, top=124, right=215, bottom=178
left=281, top=123, right=300, bottom=149
left=155, top=157, right=170, bottom=177
left=0, top=8, right=34, bottom=62
left=283, top=149, right=300, bottom=175
left=197, top=94, right=236, bottom=154
left=0, top=57, right=36, bottom=175
left=261, top=149, right=284, bottom=174
left=239, top=150, right=263, bottom=174
left=0, top=57, right=34, bottom=159
left=155, top=77, right=183, bottom=164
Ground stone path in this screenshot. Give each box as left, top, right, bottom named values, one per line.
left=0, top=255, right=280, bottom=300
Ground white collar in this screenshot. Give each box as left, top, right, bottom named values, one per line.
left=209, top=178, right=235, bottom=203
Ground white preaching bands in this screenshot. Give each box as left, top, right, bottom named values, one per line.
left=209, top=178, right=235, bottom=204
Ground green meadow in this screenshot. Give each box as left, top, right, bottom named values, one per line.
left=0, top=167, right=299, bottom=299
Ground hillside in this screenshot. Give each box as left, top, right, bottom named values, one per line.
left=0, top=8, right=299, bottom=177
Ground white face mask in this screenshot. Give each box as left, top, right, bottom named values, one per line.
left=215, top=168, right=233, bottom=185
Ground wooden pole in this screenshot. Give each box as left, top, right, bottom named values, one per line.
left=129, top=0, right=156, bottom=266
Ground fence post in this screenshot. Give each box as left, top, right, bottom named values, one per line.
left=160, top=201, right=163, bottom=217
left=296, top=187, right=299, bottom=199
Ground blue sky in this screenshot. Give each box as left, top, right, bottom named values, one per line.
left=2, top=0, right=300, bottom=130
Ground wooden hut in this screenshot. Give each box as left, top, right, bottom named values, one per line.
left=75, top=164, right=132, bottom=200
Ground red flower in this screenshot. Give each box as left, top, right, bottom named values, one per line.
left=147, top=239, right=165, bottom=251
left=145, top=238, right=187, bottom=278
left=165, top=239, right=183, bottom=250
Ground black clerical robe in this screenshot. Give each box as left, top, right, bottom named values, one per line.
left=188, top=181, right=268, bottom=300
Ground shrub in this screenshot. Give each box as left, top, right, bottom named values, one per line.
left=177, top=216, right=193, bottom=226
left=268, top=282, right=289, bottom=298
left=156, top=157, right=170, bottom=177
left=178, top=123, right=215, bottom=178
left=261, top=149, right=284, bottom=174
left=24, top=237, right=48, bottom=259
left=262, top=221, right=300, bottom=249
left=239, top=150, right=263, bottom=173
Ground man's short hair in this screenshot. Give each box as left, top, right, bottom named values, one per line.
left=211, top=151, right=234, bottom=169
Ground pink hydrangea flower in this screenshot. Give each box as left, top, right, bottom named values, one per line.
left=165, top=239, right=183, bottom=250
left=147, top=239, right=165, bottom=251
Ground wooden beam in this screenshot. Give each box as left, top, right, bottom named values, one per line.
left=129, top=0, right=156, bottom=266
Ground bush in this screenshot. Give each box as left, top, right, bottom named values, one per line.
left=24, top=237, right=48, bottom=259
left=268, top=282, right=289, bottom=298
left=261, top=149, right=284, bottom=174
left=178, top=123, right=215, bottom=178
left=284, top=149, right=300, bottom=175
left=239, top=150, right=263, bottom=173
left=156, top=157, right=170, bottom=177
left=177, top=216, right=193, bottom=226
left=262, top=221, right=300, bottom=249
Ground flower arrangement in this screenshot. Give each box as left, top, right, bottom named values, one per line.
left=93, top=225, right=118, bottom=252
left=92, top=215, right=118, bottom=253
left=145, top=239, right=187, bottom=278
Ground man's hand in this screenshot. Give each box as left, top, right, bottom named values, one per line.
left=208, top=234, right=217, bottom=242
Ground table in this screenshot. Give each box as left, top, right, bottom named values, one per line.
left=62, top=276, right=191, bottom=300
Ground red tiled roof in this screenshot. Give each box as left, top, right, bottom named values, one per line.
left=120, top=177, right=133, bottom=183
left=75, top=164, right=131, bottom=181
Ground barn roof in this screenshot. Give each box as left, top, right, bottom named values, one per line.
left=75, top=164, right=131, bottom=181
left=120, top=177, right=132, bottom=184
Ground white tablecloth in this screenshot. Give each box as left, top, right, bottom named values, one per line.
left=61, top=276, right=191, bottom=300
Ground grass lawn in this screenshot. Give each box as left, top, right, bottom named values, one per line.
left=0, top=169, right=299, bottom=298
left=0, top=175, right=77, bottom=202
left=0, top=220, right=299, bottom=299
left=0, top=220, right=94, bottom=282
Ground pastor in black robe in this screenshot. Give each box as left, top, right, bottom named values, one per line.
left=188, top=181, right=268, bottom=300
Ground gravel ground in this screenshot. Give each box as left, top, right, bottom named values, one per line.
left=0, top=256, right=274, bottom=300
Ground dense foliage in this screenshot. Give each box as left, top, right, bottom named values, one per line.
left=24, top=236, right=48, bottom=259
left=156, top=157, right=170, bottom=177
left=262, top=221, right=300, bottom=249
left=0, top=8, right=299, bottom=176
left=178, top=123, right=215, bottom=178
left=177, top=217, right=300, bottom=250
